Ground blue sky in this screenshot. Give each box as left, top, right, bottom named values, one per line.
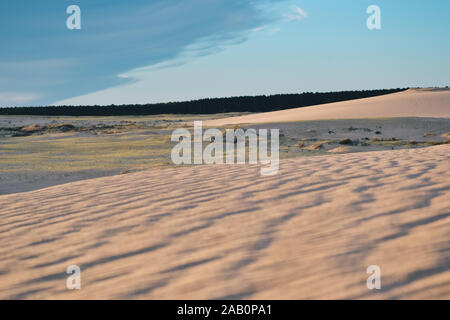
left=0, top=0, right=449, bottom=106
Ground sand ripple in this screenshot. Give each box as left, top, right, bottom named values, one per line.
left=0, top=145, right=449, bottom=299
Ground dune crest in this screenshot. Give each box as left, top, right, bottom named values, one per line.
left=204, top=89, right=450, bottom=126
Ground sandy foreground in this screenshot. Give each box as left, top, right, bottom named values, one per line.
left=0, top=144, right=449, bottom=299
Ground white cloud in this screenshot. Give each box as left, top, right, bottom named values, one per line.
left=252, top=26, right=266, bottom=33
left=284, top=5, right=308, bottom=21
left=0, top=92, right=40, bottom=106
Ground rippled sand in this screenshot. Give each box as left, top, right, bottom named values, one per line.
left=1, top=145, right=449, bottom=299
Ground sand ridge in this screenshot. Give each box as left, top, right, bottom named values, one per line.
left=204, top=89, right=450, bottom=126
left=0, top=145, right=449, bottom=299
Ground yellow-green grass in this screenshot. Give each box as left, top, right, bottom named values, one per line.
left=0, top=130, right=174, bottom=173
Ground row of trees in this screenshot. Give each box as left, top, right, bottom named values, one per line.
left=0, top=89, right=406, bottom=116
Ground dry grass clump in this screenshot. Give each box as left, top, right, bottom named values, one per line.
left=17, top=123, right=77, bottom=136
left=429, top=140, right=450, bottom=145
left=21, top=124, right=43, bottom=132
left=304, top=142, right=323, bottom=150
left=49, top=123, right=76, bottom=132
left=339, top=138, right=353, bottom=145
left=328, top=146, right=352, bottom=153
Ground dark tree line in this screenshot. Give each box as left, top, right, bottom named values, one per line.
left=0, top=89, right=406, bottom=116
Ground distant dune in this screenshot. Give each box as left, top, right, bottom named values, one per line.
left=0, top=145, right=449, bottom=299
left=205, top=89, right=450, bottom=126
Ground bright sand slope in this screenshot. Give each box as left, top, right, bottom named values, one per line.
left=0, top=145, right=449, bottom=299
left=205, top=89, right=450, bottom=126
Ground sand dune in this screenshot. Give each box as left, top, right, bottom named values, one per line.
left=205, top=89, right=450, bottom=126
left=1, top=145, right=449, bottom=299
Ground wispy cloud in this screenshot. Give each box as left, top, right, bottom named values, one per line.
left=284, top=5, right=308, bottom=21
left=0, top=0, right=288, bottom=106
left=252, top=26, right=266, bottom=33
left=0, top=92, right=40, bottom=106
